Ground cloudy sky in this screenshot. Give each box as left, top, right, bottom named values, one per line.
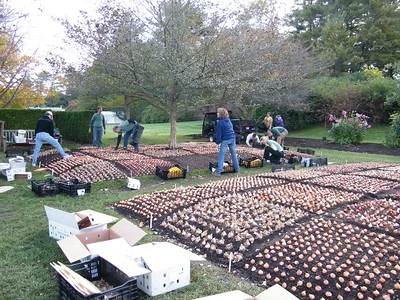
left=10, top=0, right=296, bottom=67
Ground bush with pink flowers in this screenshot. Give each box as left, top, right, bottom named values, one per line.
left=328, top=110, right=371, bottom=145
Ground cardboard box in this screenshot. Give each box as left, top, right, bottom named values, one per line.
left=127, top=177, right=141, bottom=190
left=127, top=242, right=205, bottom=296
left=44, top=205, right=119, bottom=241
left=9, top=156, right=26, bottom=173
left=195, top=284, right=300, bottom=300
left=57, top=218, right=146, bottom=263
left=14, top=172, right=32, bottom=180
left=92, top=242, right=205, bottom=297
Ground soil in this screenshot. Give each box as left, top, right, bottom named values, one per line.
left=284, top=137, right=400, bottom=157
left=164, top=138, right=400, bottom=172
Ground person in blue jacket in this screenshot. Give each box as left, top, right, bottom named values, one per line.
left=213, top=107, right=240, bottom=176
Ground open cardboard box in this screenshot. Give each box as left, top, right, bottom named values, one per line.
left=194, top=284, right=300, bottom=300
left=57, top=218, right=147, bottom=263
left=44, top=205, right=118, bottom=240
left=89, top=241, right=206, bottom=297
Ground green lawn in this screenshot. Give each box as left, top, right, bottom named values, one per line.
left=0, top=121, right=398, bottom=300
left=287, top=123, right=388, bottom=144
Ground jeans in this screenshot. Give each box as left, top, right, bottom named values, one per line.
left=123, top=129, right=133, bottom=148
left=131, top=129, right=139, bottom=151
left=32, top=132, right=67, bottom=165
left=92, top=127, right=104, bottom=147
left=216, top=138, right=240, bottom=173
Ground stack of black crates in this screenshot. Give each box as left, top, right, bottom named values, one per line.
left=31, top=178, right=91, bottom=197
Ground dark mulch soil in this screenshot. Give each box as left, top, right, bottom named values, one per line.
left=284, top=137, right=400, bottom=157
left=163, top=139, right=399, bottom=172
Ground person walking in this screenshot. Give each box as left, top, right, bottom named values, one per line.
left=32, top=111, right=71, bottom=166
left=89, top=106, right=106, bottom=148
left=267, top=126, right=288, bottom=147
left=113, top=118, right=138, bottom=150
left=213, top=107, right=240, bottom=176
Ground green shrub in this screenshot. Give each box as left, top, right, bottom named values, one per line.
left=328, top=110, right=371, bottom=145
left=384, top=113, right=400, bottom=148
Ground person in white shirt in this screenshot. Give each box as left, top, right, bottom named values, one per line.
left=246, top=132, right=260, bottom=147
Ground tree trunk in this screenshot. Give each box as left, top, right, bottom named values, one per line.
left=169, top=112, right=178, bottom=149
left=124, top=95, right=132, bottom=119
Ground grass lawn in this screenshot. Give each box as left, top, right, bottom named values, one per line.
left=287, top=123, right=389, bottom=144
left=0, top=121, right=398, bottom=299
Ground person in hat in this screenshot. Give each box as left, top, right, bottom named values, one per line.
left=32, top=111, right=71, bottom=166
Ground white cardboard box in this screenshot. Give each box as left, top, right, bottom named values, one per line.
left=127, top=177, right=140, bottom=190
left=57, top=218, right=146, bottom=263
left=127, top=242, right=205, bottom=296
left=14, top=172, right=32, bottom=180
left=92, top=242, right=205, bottom=297
left=9, top=156, right=26, bottom=173
left=44, top=206, right=118, bottom=240
left=195, top=284, right=300, bottom=300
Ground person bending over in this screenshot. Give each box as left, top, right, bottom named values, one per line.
left=246, top=132, right=260, bottom=147
left=263, top=139, right=284, bottom=164
left=113, top=118, right=138, bottom=150
left=32, top=111, right=71, bottom=166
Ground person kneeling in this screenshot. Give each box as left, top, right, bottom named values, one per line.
left=263, top=139, right=284, bottom=164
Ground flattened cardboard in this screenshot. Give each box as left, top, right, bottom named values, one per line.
left=195, top=290, right=253, bottom=300
left=87, top=238, right=150, bottom=278
left=44, top=206, right=118, bottom=240
left=194, top=284, right=299, bottom=300
left=57, top=218, right=146, bottom=263
left=254, top=284, right=299, bottom=300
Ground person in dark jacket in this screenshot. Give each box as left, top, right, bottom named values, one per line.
left=32, top=111, right=71, bottom=166
left=213, top=107, right=240, bottom=176
left=274, top=115, right=284, bottom=127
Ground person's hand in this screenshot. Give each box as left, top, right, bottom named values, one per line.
left=104, top=129, right=106, bottom=134
left=88, top=128, right=91, bottom=133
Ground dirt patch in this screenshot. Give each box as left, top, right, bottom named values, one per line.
left=284, top=137, right=400, bottom=156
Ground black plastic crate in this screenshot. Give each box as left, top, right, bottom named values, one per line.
left=56, top=257, right=138, bottom=300
left=156, top=164, right=187, bottom=180
left=59, top=179, right=91, bottom=196
left=209, top=161, right=235, bottom=173
left=240, top=157, right=264, bottom=168
left=271, top=163, right=295, bottom=172
left=31, top=178, right=60, bottom=197
left=5, top=149, right=25, bottom=157
left=312, top=157, right=328, bottom=166
left=296, top=148, right=315, bottom=155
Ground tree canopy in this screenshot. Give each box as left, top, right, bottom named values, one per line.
left=288, top=0, right=400, bottom=76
